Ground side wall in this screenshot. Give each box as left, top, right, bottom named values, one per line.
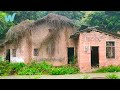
left=31, top=25, right=76, bottom=66
left=78, top=30, right=120, bottom=72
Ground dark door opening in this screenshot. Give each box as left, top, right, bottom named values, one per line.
left=6, top=49, right=10, bottom=62
left=68, top=47, right=74, bottom=64
left=91, top=47, right=99, bottom=68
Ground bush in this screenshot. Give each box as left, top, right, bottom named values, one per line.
left=106, top=74, right=119, bottom=79
left=18, top=67, right=42, bottom=75
left=0, top=61, right=26, bottom=76
left=18, top=61, right=52, bottom=75
left=0, top=61, right=11, bottom=76
left=0, top=61, right=80, bottom=75
left=49, top=66, right=79, bottom=75
left=9, top=63, right=26, bottom=74
left=0, top=56, right=4, bottom=61
left=95, top=65, right=120, bottom=73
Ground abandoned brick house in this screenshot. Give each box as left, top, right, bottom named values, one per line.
left=0, top=13, right=120, bottom=72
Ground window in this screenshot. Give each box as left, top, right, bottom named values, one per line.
left=106, top=41, right=115, bottom=58
left=12, top=49, right=16, bottom=57
left=34, top=49, right=39, bottom=56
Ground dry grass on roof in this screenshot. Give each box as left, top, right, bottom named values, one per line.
left=33, top=13, right=74, bottom=29
left=6, top=19, right=34, bottom=44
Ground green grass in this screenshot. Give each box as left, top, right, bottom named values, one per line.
left=49, top=66, right=79, bottom=75
left=81, top=74, right=90, bottom=79
left=106, top=74, right=119, bottom=79
left=0, top=61, right=80, bottom=76
left=95, top=65, right=120, bottom=73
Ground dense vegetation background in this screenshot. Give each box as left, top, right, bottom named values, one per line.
left=0, top=11, right=120, bottom=40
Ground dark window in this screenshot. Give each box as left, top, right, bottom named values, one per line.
left=34, top=49, right=39, bottom=56
left=12, top=49, right=16, bottom=57
left=48, top=29, right=52, bottom=32
left=68, top=47, right=74, bottom=64
left=106, top=41, right=115, bottom=58
left=6, top=49, right=10, bottom=62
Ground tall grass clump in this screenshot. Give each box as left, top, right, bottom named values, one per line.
left=106, top=74, right=119, bottom=79
left=95, top=65, right=120, bottom=73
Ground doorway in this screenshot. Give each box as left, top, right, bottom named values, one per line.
left=6, top=49, right=10, bottom=62
left=68, top=47, right=74, bottom=64
left=91, top=46, right=99, bottom=68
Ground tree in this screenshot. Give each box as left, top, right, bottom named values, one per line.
left=0, top=11, right=14, bottom=39
left=84, top=11, right=120, bottom=32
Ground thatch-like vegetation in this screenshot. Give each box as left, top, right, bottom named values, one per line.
left=32, top=13, right=74, bottom=29
left=5, top=20, right=34, bottom=45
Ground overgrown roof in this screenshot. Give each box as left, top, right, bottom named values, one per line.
left=5, top=20, right=34, bottom=43
left=31, top=13, right=74, bottom=29
left=70, top=25, right=120, bottom=39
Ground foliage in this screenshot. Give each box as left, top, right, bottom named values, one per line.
left=95, top=65, right=120, bottom=73
left=9, top=63, right=26, bottom=72
left=18, top=67, right=42, bottom=75
left=106, top=74, right=119, bottom=79
left=0, top=11, right=14, bottom=39
left=85, top=11, right=120, bottom=32
left=0, top=56, right=4, bottom=61
left=0, top=61, right=26, bottom=76
left=0, top=61, right=80, bottom=76
left=49, top=66, right=79, bottom=75
left=0, top=61, right=11, bottom=76
left=18, top=61, right=52, bottom=75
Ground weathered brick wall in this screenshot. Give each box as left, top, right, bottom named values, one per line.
left=31, top=24, right=76, bottom=66
left=78, top=30, right=120, bottom=72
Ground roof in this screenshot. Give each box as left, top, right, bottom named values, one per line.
left=5, top=20, right=33, bottom=44
left=32, top=13, right=74, bottom=28
left=0, top=39, right=5, bottom=47
left=70, top=25, right=120, bottom=39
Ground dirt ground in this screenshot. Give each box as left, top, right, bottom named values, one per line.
left=0, top=72, right=120, bottom=79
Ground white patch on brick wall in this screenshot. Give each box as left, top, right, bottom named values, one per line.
left=11, top=57, right=24, bottom=63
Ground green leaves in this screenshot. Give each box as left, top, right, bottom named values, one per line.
left=95, top=65, right=120, bottom=73
left=85, top=11, right=120, bottom=32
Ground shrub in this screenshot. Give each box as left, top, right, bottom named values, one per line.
left=0, top=56, right=4, bottom=61
left=0, top=61, right=26, bottom=75
left=0, top=61, right=80, bottom=75
left=0, top=61, right=11, bottom=76
left=18, top=61, right=52, bottom=75
left=49, top=66, right=79, bottom=75
left=18, top=67, right=42, bottom=75
left=106, top=74, right=119, bottom=79
left=95, top=65, right=120, bottom=73
left=9, top=63, right=26, bottom=74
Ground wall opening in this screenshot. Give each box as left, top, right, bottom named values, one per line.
left=68, top=47, right=74, bottom=64
left=12, top=49, right=16, bottom=57
left=34, top=48, right=39, bottom=56
left=106, top=41, right=115, bottom=59
left=91, top=46, right=99, bottom=68
left=6, top=49, right=10, bottom=62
